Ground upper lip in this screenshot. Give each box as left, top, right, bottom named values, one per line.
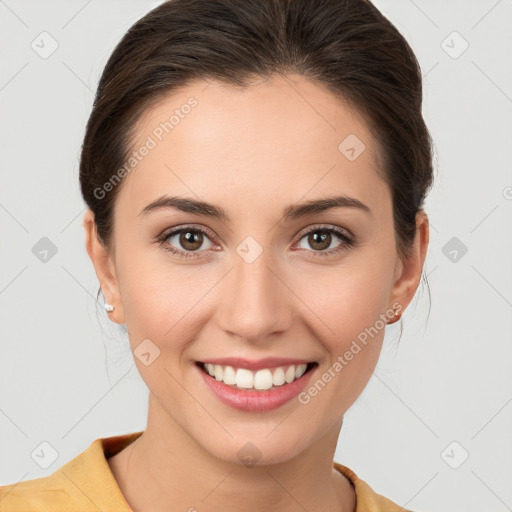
left=197, top=357, right=316, bottom=371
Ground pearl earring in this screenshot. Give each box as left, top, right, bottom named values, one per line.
left=104, top=303, right=115, bottom=312
left=386, top=307, right=402, bottom=325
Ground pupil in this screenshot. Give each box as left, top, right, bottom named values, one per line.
left=181, top=230, right=202, bottom=250
left=310, top=231, right=330, bottom=250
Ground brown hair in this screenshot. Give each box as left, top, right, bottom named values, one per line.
left=80, top=0, right=434, bottom=314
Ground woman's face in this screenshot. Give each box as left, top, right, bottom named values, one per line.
left=85, top=73, right=427, bottom=465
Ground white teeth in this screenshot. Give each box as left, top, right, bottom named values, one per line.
left=223, top=366, right=236, bottom=385
left=295, top=364, right=307, bottom=379
left=201, top=362, right=310, bottom=390
left=272, top=367, right=285, bottom=386
left=285, top=365, right=295, bottom=383
left=254, top=369, right=273, bottom=390
left=235, top=368, right=254, bottom=389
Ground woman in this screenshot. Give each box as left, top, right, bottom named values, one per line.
left=0, top=0, right=432, bottom=510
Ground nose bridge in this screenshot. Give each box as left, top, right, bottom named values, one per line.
left=217, top=238, right=292, bottom=341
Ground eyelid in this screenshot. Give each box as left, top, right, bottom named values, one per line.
left=157, top=222, right=356, bottom=259
left=158, top=223, right=219, bottom=244
left=291, top=224, right=356, bottom=257
left=293, top=223, right=353, bottom=243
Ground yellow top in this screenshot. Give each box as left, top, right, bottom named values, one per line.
left=0, top=431, right=412, bottom=511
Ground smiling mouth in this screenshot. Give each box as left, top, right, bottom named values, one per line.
left=195, top=361, right=318, bottom=391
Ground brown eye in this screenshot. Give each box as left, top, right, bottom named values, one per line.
left=159, top=226, right=215, bottom=258
left=178, top=230, right=204, bottom=251
left=307, top=231, right=332, bottom=251
left=295, top=226, right=354, bottom=256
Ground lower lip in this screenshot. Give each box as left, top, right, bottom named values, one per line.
left=196, top=363, right=317, bottom=412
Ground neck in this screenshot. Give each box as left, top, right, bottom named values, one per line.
left=108, top=394, right=356, bottom=512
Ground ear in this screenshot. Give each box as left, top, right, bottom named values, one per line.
left=388, top=209, right=430, bottom=315
left=83, top=209, right=126, bottom=324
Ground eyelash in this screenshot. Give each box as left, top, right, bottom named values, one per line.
left=156, top=224, right=356, bottom=260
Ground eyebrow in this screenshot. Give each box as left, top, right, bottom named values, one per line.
left=138, top=194, right=372, bottom=221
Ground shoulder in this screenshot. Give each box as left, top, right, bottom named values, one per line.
left=0, top=471, right=77, bottom=512
left=0, top=432, right=141, bottom=512
left=0, top=453, right=94, bottom=512
left=333, top=461, right=416, bottom=512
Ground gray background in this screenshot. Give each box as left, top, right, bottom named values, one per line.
left=1, top=1, right=511, bottom=511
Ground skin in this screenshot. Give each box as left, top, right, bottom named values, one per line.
left=83, top=73, right=429, bottom=512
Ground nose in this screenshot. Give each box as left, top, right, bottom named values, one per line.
left=215, top=245, right=294, bottom=343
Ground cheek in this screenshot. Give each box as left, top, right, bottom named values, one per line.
left=295, top=276, right=387, bottom=420
left=291, top=253, right=392, bottom=398
left=295, top=255, right=392, bottom=342
left=117, top=250, right=219, bottom=355
left=116, top=261, right=203, bottom=396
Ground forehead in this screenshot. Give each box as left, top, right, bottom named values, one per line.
left=117, top=73, right=389, bottom=221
